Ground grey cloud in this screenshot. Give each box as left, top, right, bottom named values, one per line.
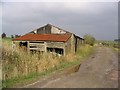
left=0, top=3, right=2, bottom=35
left=2, top=2, right=118, bottom=40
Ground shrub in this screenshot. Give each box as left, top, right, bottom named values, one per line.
left=83, top=34, right=95, bottom=46
left=1, top=33, right=6, bottom=38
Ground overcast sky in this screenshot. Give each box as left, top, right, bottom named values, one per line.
left=1, top=1, right=118, bottom=40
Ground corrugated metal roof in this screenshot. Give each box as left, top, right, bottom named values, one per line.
left=13, top=34, right=71, bottom=42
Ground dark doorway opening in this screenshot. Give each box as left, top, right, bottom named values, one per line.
left=47, top=47, right=64, bottom=55
left=19, top=41, right=28, bottom=50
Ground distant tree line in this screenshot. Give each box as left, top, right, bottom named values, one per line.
left=114, top=39, right=120, bottom=42
left=1, top=32, right=21, bottom=38
left=11, top=35, right=21, bottom=38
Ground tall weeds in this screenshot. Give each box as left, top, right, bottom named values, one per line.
left=76, top=44, right=94, bottom=59
left=2, top=40, right=95, bottom=87
left=2, top=41, right=76, bottom=81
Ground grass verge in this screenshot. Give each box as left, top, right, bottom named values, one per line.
left=111, top=47, right=120, bottom=55
left=2, top=59, right=81, bottom=88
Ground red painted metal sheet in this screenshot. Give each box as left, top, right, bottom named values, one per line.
left=13, top=34, right=71, bottom=42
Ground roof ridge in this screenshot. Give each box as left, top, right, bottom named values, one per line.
left=26, top=33, right=71, bottom=35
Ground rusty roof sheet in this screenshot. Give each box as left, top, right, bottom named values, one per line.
left=13, top=34, right=71, bottom=42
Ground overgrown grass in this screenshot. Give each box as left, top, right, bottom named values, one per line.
left=76, top=44, right=95, bottom=59
left=2, top=38, right=12, bottom=45
left=2, top=39, right=95, bottom=88
left=2, top=59, right=80, bottom=88
left=111, top=46, right=120, bottom=55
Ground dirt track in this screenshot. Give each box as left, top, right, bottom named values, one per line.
left=24, top=46, right=118, bottom=88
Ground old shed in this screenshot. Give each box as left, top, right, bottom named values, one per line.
left=12, top=24, right=84, bottom=55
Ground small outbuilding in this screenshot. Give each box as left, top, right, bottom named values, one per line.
left=12, top=24, right=84, bottom=55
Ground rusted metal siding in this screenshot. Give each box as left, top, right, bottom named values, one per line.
left=13, top=34, right=71, bottom=42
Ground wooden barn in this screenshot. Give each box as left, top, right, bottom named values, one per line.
left=12, top=24, right=84, bottom=55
